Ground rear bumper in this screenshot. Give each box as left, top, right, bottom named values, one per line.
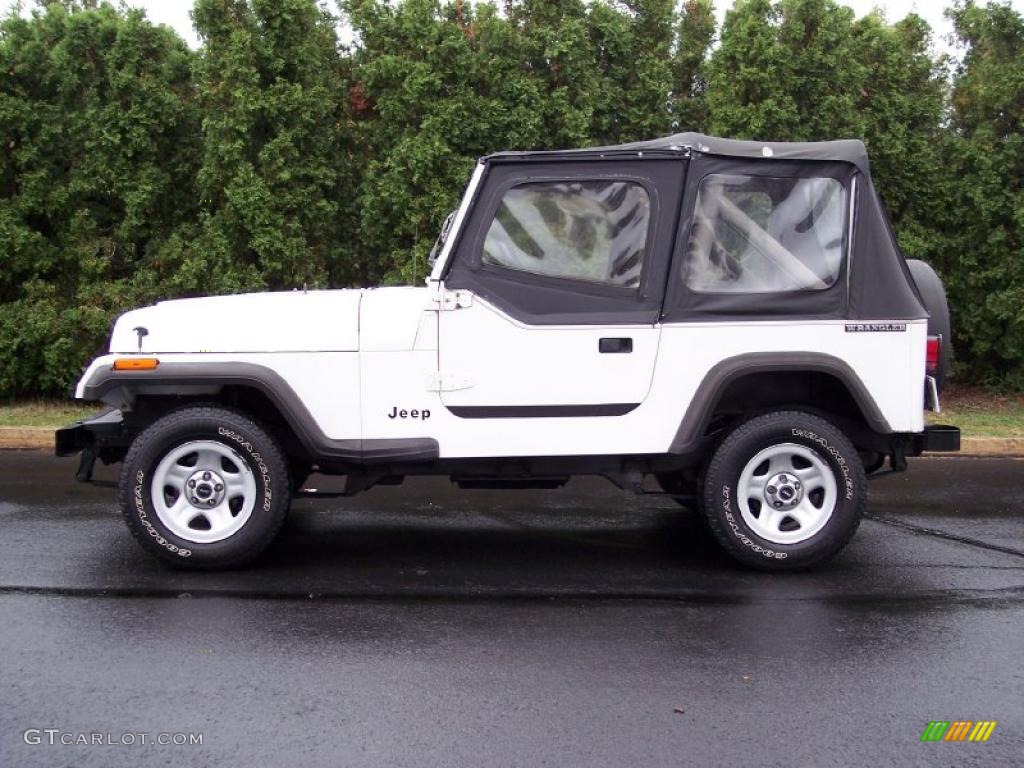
left=913, top=424, right=960, bottom=453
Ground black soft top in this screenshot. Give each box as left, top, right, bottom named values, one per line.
left=490, top=132, right=871, bottom=176
left=484, top=132, right=925, bottom=322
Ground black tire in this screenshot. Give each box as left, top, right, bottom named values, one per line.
left=699, top=411, right=866, bottom=571
left=118, top=405, right=291, bottom=569
left=906, top=259, right=951, bottom=392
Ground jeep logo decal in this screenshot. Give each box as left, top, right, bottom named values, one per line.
left=388, top=406, right=431, bottom=420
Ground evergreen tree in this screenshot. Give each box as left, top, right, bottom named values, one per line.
left=672, top=0, right=716, bottom=131
left=707, top=0, right=865, bottom=140
left=0, top=1, right=199, bottom=396
left=0, top=0, right=1021, bottom=395
left=942, top=0, right=1024, bottom=386
left=179, top=0, right=355, bottom=294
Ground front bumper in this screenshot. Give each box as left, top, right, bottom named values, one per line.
left=55, top=409, right=129, bottom=482
left=55, top=409, right=125, bottom=456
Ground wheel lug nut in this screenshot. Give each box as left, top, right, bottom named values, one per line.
left=202, top=471, right=211, bottom=481
left=191, top=497, right=198, bottom=504
left=215, top=484, right=223, bottom=492
left=767, top=486, right=776, bottom=494
left=773, top=501, right=782, bottom=508
left=794, top=481, right=800, bottom=489
left=188, top=480, right=196, bottom=488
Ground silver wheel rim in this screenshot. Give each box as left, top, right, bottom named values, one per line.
left=150, top=440, right=257, bottom=544
left=737, top=442, right=837, bottom=545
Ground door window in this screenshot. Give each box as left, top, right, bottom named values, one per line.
left=482, top=181, right=650, bottom=288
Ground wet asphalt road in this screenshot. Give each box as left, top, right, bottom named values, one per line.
left=0, top=452, right=1022, bottom=767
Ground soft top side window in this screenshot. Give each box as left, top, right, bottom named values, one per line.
left=481, top=180, right=651, bottom=289
left=685, top=174, right=847, bottom=294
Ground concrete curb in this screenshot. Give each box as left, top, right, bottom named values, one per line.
left=0, top=427, right=54, bottom=451
left=951, top=437, right=1024, bottom=457
left=1, top=426, right=1023, bottom=456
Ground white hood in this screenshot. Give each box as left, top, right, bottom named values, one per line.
left=109, top=290, right=362, bottom=354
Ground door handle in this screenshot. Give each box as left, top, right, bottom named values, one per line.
left=599, top=337, right=633, bottom=354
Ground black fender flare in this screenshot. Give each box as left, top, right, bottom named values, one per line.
left=668, top=352, right=892, bottom=454
left=80, top=361, right=438, bottom=465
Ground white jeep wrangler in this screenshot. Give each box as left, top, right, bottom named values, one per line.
left=58, top=133, right=959, bottom=570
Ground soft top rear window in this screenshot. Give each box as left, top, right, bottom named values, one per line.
left=684, top=174, right=847, bottom=294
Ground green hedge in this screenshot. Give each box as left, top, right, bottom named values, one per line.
left=1, top=0, right=1021, bottom=396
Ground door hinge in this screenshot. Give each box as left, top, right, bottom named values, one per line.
left=429, top=290, right=473, bottom=311
left=426, top=372, right=473, bottom=392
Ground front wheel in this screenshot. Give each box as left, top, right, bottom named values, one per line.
left=700, top=411, right=866, bottom=571
left=118, top=405, right=291, bottom=569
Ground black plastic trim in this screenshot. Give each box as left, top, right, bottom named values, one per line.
left=55, top=424, right=85, bottom=457
left=916, top=424, right=960, bottom=453
left=79, top=362, right=438, bottom=465
left=55, top=409, right=125, bottom=457
left=668, top=352, right=891, bottom=453
left=599, top=337, right=633, bottom=354
left=447, top=403, right=639, bottom=419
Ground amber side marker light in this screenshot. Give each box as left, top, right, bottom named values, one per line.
left=112, top=358, right=159, bottom=371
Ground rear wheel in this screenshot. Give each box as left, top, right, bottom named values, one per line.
left=118, top=405, right=291, bottom=568
left=699, top=410, right=866, bottom=570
